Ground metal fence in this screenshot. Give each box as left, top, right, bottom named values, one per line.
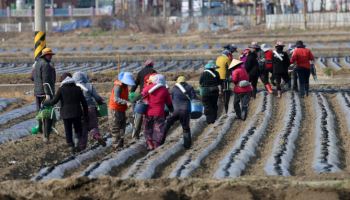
left=0, top=7, right=112, bottom=17
left=266, top=12, right=350, bottom=29
left=0, top=21, right=60, bottom=32
left=0, top=15, right=253, bottom=33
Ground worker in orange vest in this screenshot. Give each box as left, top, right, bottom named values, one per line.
left=109, top=72, right=135, bottom=150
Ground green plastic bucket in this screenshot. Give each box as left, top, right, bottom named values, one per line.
left=31, top=125, right=39, bottom=135
left=97, top=104, right=108, bottom=117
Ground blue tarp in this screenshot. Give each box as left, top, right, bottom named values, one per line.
left=111, top=19, right=126, bottom=29
left=53, top=19, right=125, bottom=32
left=53, top=19, right=92, bottom=32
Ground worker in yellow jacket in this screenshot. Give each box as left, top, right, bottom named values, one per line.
left=216, top=50, right=233, bottom=80
left=216, top=49, right=233, bottom=113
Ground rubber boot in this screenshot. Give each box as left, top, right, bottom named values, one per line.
left=92, top=129, right=106, bottom=147
left=112, top=128, right=125, bottom=150
left=113, top=138, right=124, bottom=150
left=265, top=83, right=273, bottom=94
left=183, top=132, right=192, bottom=149
left=132, top=113, right=143, bottom=139
left=146, top=140, right=155, bottom=151
left=241, top=107, right=248, bottom=121
left=251, top=89, right=257, bottom=99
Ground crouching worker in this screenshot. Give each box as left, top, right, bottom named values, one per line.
left=44, top=73, right=88, bottom=153
left=229, top=59, right=253, bottom=121
left=142, top=74, right=173, bottom=150
left=109, top=72, right=135, bottom=150
left=199, top=60, right=221, bottom=124
left=73, top=71, right=106, bottom=150
left=164, top=76, right=197, bottom=149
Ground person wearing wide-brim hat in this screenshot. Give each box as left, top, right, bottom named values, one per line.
left=290, top=40, right=315, bottom=98
left=229, top=59, right=253, bottom=120
left=32, top=47, right=57, bottom=143
left=109, top=72, right=135, bottom=149
left=272, top=41, right=291, bottom=98
left=199, top=60, right=221, bottom=124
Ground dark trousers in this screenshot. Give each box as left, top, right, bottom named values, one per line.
left=63, top=117, right=82, bottom=147
left=292, top=69, right=298, bottom=91
left=274, top=73, right=290, bottom=91
left=202, top=94, right=219, bottom=124
left=165, top=110, right=190, bottom=134
left=260, top=69, right=274, bottom=85
left=249, top=75, right=259, bottom=98
left=296, top=67, right=311, bottom=97
left=36, top=96, right=53, bottom=138
left=234, top=93, right=250, bottom=119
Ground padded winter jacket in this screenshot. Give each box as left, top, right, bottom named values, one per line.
left=33, top=58, right=56, bottom=96
left=44, top=77, right=88, bottom=120
left=73, top=72, right=104, bottom=107
left=231, top=65, right=253, bottom=94
left=291, top=47, right=314, bottom=69
left=131, top=66, right=157, bottom=92
left=264, top=50, right=273, bottom=70
left=171, top=82, right=197, bottom=112
left=272, top=50, right=290, bottom=75
left=245, top=52, right=260, bottom=77
left=216, top=54, right=231, bottom=80
left=199, top=69, right=221, bottom=96
left=142, top=84, right=173, bottom=117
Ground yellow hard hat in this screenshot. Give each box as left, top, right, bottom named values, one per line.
left=41, top=47, right=55, bottom=57
left=176, top=76, right=186, bottom=83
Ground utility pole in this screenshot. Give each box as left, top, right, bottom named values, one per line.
left=254, top=0, right=258, bottom=25
left=189, top=0, right=193, bottom=16
left=34, top=0, right=46, bottom=60
left=95, top=0, right=99, bottom=15
left=163, top=0, right=166, bottom=18
left=303, top=0, right=307, bottom=29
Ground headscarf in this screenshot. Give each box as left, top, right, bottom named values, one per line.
left=176, top=76, right=186, bottom=83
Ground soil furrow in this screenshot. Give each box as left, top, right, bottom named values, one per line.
left=327, top=94, right=350, bottom=174
left=291, top=95, right=316, bottom=176
left=113, top=123, right=185, bottom=178
left=190, top=93, right=264, bottom=178
left=244, top=93, right=286, bottom=176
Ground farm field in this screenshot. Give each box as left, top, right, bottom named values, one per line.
left=0, top=30, right=350, bottom=199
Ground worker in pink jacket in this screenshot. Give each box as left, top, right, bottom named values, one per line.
left=142, top=74, right=173, bottom=150
left=230, top=59, right=253, bottom=121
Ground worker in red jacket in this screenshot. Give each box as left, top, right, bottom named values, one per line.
left=261, top=44, right=274, bottom=94
left=230, top=59, right=253, bottom=121
left=142, top=74, right=173, bottom=150
left=290, top=40, right=314, bottom=97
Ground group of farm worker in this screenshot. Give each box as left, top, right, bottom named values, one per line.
left=32, top=49, right=197, bottom=153
left=109, top=60, right=197, bottom=151
left=32, top=48, right=106, bottom=153
left=31, top=40, right=315, bottom=154
left=202, top=40, right=315, bottom=122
